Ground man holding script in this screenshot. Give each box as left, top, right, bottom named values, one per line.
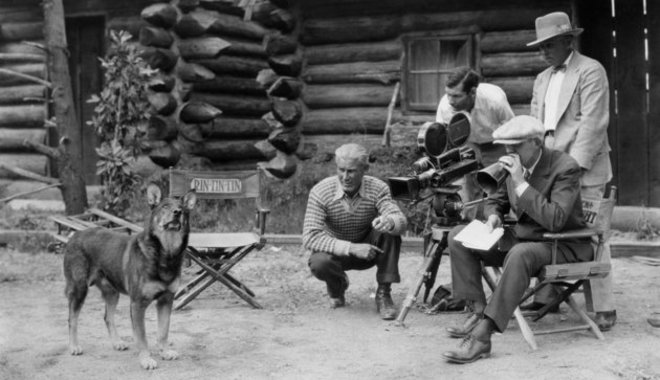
left=442, top=115, right=593, bottom=364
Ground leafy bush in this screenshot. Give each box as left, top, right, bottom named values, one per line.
left=87, top=30, right=157, bottom=216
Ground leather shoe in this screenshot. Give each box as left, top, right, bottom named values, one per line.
left=328, top=273, right=349, bottom=309
left=520, top=301, right=559, bottom=313
left=446, top=313, right=482, bottom=339
left=442, top=334, right=491, bottom=364
left=375, top=285, right=397, bottom=320
left=648, top=317, right=660, bottom=328
left=594, top=310, right=617, bottom=331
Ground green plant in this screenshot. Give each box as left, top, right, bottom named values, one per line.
left=87, top=30, right=157, bottom=216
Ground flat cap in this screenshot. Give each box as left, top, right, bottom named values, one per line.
left=492, top=115, right=545, bottom=145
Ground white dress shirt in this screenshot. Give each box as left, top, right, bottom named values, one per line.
left=543, top=51, right=574, bottom=132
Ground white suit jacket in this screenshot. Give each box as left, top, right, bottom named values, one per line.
left=530, top=51, right=612, bottom=186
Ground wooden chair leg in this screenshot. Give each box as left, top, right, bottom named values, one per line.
left=223, top=272, right=256, bottom=297
left=566, top=295, right=605, bottom=340
left=174, top=276, right=218, bottom=310
left=514, top=307, right=538, bottom=350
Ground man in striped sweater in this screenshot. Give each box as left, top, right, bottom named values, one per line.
left=303, top=143, right=408, bottom=320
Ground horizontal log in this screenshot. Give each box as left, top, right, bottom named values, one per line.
left=267, top=77, right=302, bottom=99
left=271, top=99, right=302, bottom=127
left=178, top=37, right=231, bottom=60
left=480, top=30, right=537, bottom=53
left=256, top=68, right=278, bottom=89
left=268, top=52, right=302, bottom=77
left=199, top=0, right=245, bottom=17
left=303, top=84, right=396, bottom=109
left=200, top=117, right=269, bottom=138
left=141, top=47, right=179, bottom=71
left=148, top=141, right=181, bottom=168
left=175, top=9, right=268, bottom=41
left=0, top=153, right=48, bottom=178
left=139, top=26, right=174, bottom=48
left=177, top=62, right=216, bottom=82
left=148, top=74, right=176, bottom=92
left=192, top=76, right=265, bottom=95
left=0, top=128, right=46, bottom=151
left=193, top=139, right=267, bottom=161
left=107, top=17, right=149, bottom=38
left=0, top=53, right=45, bottom=63
left=301, top=9, right=552, bottom=45
left=0, top=21, right=43, bottom=42
left=147, top=115, right=178, bottom=141
left=0, top=41, right=45, bottom=55
left=302, top=60, right=400, bottom=84
left=178, top=0, right=199, bottom=13
left=252, top=3, right=295, bottom=32
left=487, top=76, right=535, bottom=105
left=511, top=103, right=531, bottom=116
left=268, top=127, right=300, bottom=154
left=263, top=33, right=297, bottom=56
left=259, top=151, right=297, bottom=179
left=0, top=85, right=45, bottom=104
left=305, top=40, right=401, bottom=65
left=262, top=112, right=284, bottom=130
left=190, top=92, right=271, bottom=116
left=141, top=3, right=179, bottom=29
left=302, top=107, right=393, bottom=134
left=223, top=37, right=267, bottom=58
left=0, top=104, right=45, bottom=127
left=0, top=6, right=41, bottom=23
left=148, top=92, right=177, bottom=115
left=254, top=139, right=277, bottom=160
left=178, top=123, right=204, bottom=142
left=0, top=63, right=44, bottom=86
left=191, top=55, right=268, bottom=77
left=180, top=101, right=222, bottom=123
left=481, top=52, right=547, bottom=77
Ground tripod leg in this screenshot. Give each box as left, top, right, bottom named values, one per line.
left=395, top=240, right=441, bottom=326
left=423, top=235, right=448, bottom=303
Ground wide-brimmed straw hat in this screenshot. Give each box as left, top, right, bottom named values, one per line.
left=527, top=12, right=583, bottom=47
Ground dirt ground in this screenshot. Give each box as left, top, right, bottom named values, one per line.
left=2, top=244, right=660, bottom=380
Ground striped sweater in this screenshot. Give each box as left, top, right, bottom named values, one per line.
left=302, top=175, right=407, bottom=256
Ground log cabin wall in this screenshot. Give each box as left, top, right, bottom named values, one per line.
left=298, top=0, right=573, bottom=159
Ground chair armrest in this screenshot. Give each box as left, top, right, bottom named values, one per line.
left=543, top=228, right=597, bottom=240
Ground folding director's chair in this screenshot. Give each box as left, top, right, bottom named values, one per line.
left=169, top=168, right=270, bottom=310
left=482, top=186, right=616, bottom=350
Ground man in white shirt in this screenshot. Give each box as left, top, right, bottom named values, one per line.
left=436, top=67, right=515, bottom=219
left=528, top=11, right=616, bottom=331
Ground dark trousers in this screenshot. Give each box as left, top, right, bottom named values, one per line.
left=448, top=224, right=592, bottom=333
left=308, top=230, right=401, bottom=297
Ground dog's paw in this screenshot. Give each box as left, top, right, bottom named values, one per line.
left=139, top=354, right=158, bottom=370
left=160, top=349, right=178, bottom=361
left=112, top=340, right=129, bottom=351
left=69, top=345, right=83, bottom=356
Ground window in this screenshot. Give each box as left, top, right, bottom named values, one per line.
left=402, top=32, right=477, bottom=113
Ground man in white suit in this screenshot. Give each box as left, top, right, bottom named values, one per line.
left=528, top=11, right=616, bottom=331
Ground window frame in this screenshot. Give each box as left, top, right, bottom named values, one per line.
left=401, top=27, right=481, bottom=115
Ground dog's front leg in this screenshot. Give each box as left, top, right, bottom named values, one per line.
left=130, top=299, right=157, bottom=370
left=156, top=292, right=178, bottom=361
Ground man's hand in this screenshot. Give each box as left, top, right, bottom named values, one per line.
left=498, top=154, right=525, bottom=187
left=371, top=216, right=394, bottom=233
left=485, top=214, right=502, bottom=233
left=349, top=243, right=383, bottom=260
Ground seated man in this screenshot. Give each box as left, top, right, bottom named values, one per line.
left=303, top=143, right=407, bottom=320
left=442, top=115, right=593, bottom=363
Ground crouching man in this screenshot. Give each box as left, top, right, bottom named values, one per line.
left=442, top=116, right=593, bottom=363
left=303, top=143, right=407, bottom=320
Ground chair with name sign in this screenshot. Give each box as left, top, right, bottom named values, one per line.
left=482, top=186, right=616, bottom=350
left=169, top=168, right=270, bottom=310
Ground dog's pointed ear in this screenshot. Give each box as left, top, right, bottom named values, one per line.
left=183, top=190, right=197, bottom=211
left=146, top=183, right=162, bottom=207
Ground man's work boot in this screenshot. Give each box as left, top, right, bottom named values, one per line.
left=375, top=284, right=397, bottom=320
left=594, top=310, right=617, bottom=331
left=328, top=273, right=349, bottom=309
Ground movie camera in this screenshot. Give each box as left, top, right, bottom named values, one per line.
left=387, top=112, right=480, bottom=225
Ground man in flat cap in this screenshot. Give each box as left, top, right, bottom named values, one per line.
left=442, top=116, right=592, bottom=364
left=528, top=11, right=616, bottom=330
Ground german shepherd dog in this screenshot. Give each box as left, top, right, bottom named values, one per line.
left=63, top=184, right=197, bottom=370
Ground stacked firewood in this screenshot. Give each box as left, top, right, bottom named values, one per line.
left=138, top=0, right=301, bottom=178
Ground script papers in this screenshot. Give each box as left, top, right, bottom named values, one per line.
left=453, top=220, right=504, bottom=251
